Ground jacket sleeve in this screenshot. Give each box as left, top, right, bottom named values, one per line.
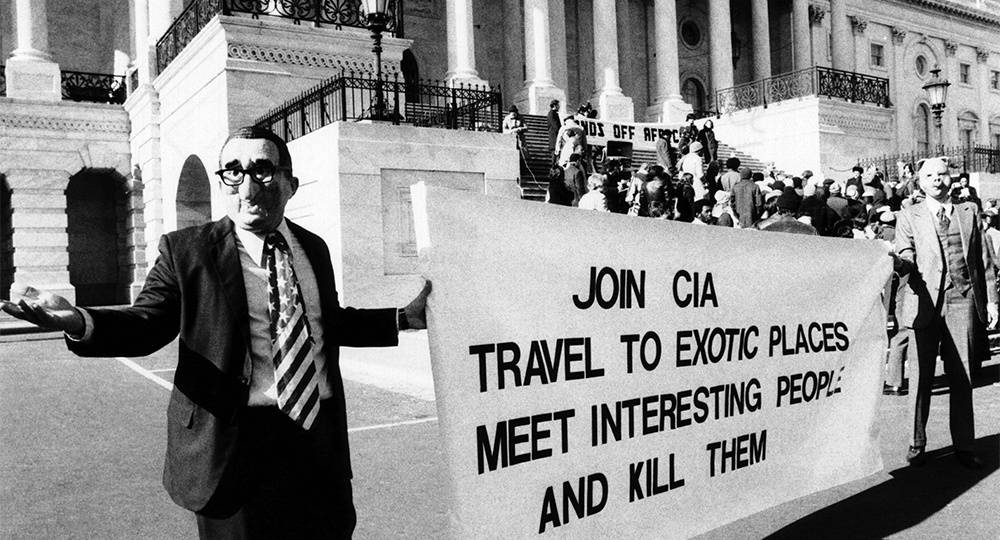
left=892, top=209, right=918, bottom=278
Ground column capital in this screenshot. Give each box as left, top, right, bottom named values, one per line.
left=809, top=4, right=825, bottom=26
left=976, top=47, right=990, bottom=64
left=891, top=26, right=907, bottom=45
left=944, top=40, right=958, bottom=57
left=849, top=15, right=867, bottom=36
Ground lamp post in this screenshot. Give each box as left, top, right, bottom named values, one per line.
left=922, top=66, right=950, bottom=151
left=362, top=0, right=391, bottom=120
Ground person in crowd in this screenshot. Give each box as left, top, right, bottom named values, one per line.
left=555, top=116, right=589, bottom=171
left=546, top=165, right=574, bottom=206
left=756, top=187, right=817, bottom=235
left=703, top=160, right=721, bottom=201
left=502, top=105, right=528, bottom=155
left=0, top=126, right=432, bottom=539
left=952, top=173, right=980, bottom=208
left=564, top=153, right=587, bottom=207
left=679, top=172, right=698, bottom=214
left=578, top=173, right=610, bottom=211
left=846, top=166, right=866, bottom=195
left=757, top=189, right=781, bottom=223
left=712, top=191, right=738, bottom=227
left=605, top=160, right=630, bottom=214
left=720, top=157, right=741, bottom=192
left=891, top=157, right=997, bottom=470
left=655, top=130, right=678, bottom=173
left=678, top=113, right=699, bottom=155
left=801, top=169, right=814, bottom=187
left=692, top=199, right=716, bottom=225
left=625, top=165, right=650, bottom=217
left=698, top=120, right=718, bottom=163
left=791, top=176, right=804, bottom=197
left=798, top=182, right=840, bottom=237
left=732, top=166, right=763, bottom=228
left=679, top=142, right=706, bottom=196
left=547, top=99, right=561, bottom=165
left=825, top=182, right=849, bottom=218
left=882, top=210, right=909, bottom=396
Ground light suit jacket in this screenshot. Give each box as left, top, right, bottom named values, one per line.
left=893, top=200, right=997, bottom=329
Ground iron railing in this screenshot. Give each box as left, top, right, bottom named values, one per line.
left=253, top=71, right=502, bottom=142
left=61, top=70, right=127, bottom=104
left=0, top=65, right=5, bottom=97
left=715, top=66, right=891, bottom=115
left=155, top=0, right=403, bottom=75
left=857, top=144, right=1000, bottom=177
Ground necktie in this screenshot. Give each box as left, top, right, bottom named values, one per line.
left=264, top=231, right=321, bottom=430
left=937, top=206, right=950, bottom=231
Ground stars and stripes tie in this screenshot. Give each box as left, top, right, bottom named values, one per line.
left=264, top=231, right=321, bottom=430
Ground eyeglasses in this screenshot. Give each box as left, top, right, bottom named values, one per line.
left=214, top=164, right=288, bottom=187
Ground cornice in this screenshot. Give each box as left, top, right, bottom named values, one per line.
left=900, top=0, right=1000, bottom=27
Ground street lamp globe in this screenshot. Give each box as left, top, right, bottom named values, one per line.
left=922, top=66, right=950, bottom=128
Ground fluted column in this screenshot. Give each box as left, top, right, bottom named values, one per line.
left=6, top=0, right=61, bottom=100
left=131, top=0, right=153, bottom=85
left=751, top=0, right=771, bottom=80
left=514, top=0, right=566, bottom=114
left=709, top=0, right=734, bottom=92
left=648, top=0, right=692, bottom=122
left=829, top=0, right=851, bottom=71
left=445, top=0, right=489, bottom=87
left=591, top=0, right=634, bottom=120
left=792, top=0, right=812, bottom=70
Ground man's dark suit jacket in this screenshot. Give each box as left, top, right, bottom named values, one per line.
left=67, top=217, right=398, bottom=513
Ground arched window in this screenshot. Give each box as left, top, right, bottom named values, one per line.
left=915, top=104, right=930, bottom=154
left=958, top=111, right=979, bottom=148
left=402, top=50, right=419, bottom=103
left=682, top=78, right=706, bottom=113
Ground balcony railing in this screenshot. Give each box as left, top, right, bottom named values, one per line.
left=715, top=66, right=891, bottom=115
left=61, top=70, right=127, bottom=104
left=857, top=144, right=1000, bottom=177
left=156, top=0, right=403, bottom=75
left=253, top=71, right=503, bottom=143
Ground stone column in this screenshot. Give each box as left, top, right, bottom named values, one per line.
left=6, top=0, right=61, bottom=101
left=792, top=0, right=812, bottom=70
left=7, top=170, right=75, bottom=303
left=709, top=0, right=734, bottom=92
left=445, top=0, right=489, bottom=87
left=515, top=0, right=566, bottom=113
left=591, top=0, right=634, bottom=120
left=131, top=0, right=154, bottom=85
left=648, top=0, right=692, bottom=122
left=829, top=0, right=852, bottom=71
left=751, top=0, right=771, bottom=80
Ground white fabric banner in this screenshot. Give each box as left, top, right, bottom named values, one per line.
left=411, top=184, right=893, bottom=539
left=574, top=118, right=679, bottom=151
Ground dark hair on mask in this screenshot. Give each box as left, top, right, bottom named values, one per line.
left=221, top=126, right=293, bottom=169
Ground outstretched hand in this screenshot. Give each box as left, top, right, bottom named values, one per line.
left=403, top=280, right=432, bottom=330
left=0, top=282, right=85, bottom=335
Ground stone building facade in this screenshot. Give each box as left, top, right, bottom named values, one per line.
left=1, top=0, right=998, bottom=304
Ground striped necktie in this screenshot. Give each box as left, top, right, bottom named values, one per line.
left=264, top=231, right=321, bottom=430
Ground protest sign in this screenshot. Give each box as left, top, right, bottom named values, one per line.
left=574, top=118, right=680, bottom=151
left=411, top=184, right=893, bottom=538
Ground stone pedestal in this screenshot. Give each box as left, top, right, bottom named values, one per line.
left=646, top=97, right=694, bottom=124
left=592, top=90, right=635, bottom=122
left=4, top=59, right=61, bottom=101
left=513, top=84, right=566, bottom=116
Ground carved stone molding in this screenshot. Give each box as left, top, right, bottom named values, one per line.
left=0, top=114, right=130, bottom=134
left=849, top=15, right=868, bottom=36
left=976, top=47, right=990, bottom=64
left=944, top=40, right=958, bottom=57
left=809, top=4, right=825, bottom=26
left=227, top=44, right=401, bottom=76
left=891, top=27, right=907, bottom=45
left=820, top=112, right=892, bottom=134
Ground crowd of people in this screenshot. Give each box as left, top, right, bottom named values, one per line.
left=513, top=106, right=999, bottom=471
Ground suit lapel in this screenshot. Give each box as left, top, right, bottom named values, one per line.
left=956, top=203, right=974, bottom=256
left=914, top=202, right=944, bottom=274
left=207, top=217, right=251, bottom=349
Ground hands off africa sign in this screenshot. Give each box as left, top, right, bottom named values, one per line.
left=411, top=185, right=892, bottom=539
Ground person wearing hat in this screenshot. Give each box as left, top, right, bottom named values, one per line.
left=720, top=157, right=742, bottom=192
left=846, top=165, right=866, bottom=196
left=891, top=157, right=998, bottom=470
left=712, top=190, right=738, bottom=227
left=731, top=166, right=763, bottom=228
left=826, top=182, right=851, bottom=219
left=756, top=187, right=816, bottom=234
left=798, top=181, right=839, bottom=236
left=679, top=141, right=706, bottom=200
left=555, top=116, right=589, bottom=172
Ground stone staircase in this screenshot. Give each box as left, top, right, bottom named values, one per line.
left=517, top=114, right=787, bottom=201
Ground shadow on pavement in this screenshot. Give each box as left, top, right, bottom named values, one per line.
left=765, top=434, right=999, bottom=540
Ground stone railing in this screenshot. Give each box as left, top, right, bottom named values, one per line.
left=715, top=66, right=891, bottom=115
left=155, top=0, right=404, bottom=75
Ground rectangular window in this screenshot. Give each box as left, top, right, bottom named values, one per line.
left=870, top=44, right=885, bottom=68
left=960, top=63, right=971, bottom=84
left=992, top=70, right=1000, bottom=90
